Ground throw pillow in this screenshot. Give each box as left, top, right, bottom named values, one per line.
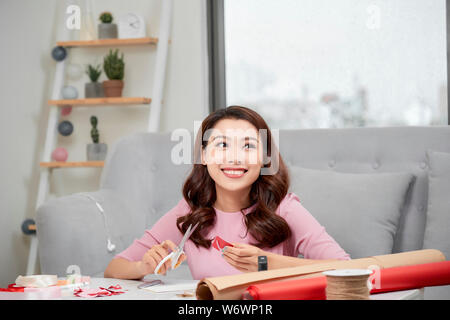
left=289, top=166, right=415, bottom=259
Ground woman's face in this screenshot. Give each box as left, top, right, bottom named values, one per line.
left=202, top=119, right=263, bottom=192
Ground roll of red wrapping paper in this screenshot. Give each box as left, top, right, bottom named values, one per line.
left=244, top=276, right=327, bottom=300
left=370, top=260, right=450, bottom=294
left=243, top=260, right=450, bottom=300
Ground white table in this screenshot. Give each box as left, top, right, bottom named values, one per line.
left=370, top=288, right=424, bottom=300
left=62, top=277, right=198, bottom=300
left=61, top=277, right=424, bottom=300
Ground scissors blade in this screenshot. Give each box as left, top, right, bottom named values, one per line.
left=171, top=222, right=199, bottom=270
left=177, top=222, right=199, bottom=251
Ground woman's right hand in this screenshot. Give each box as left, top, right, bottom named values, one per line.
left=137, top=240, right=186, bottom=276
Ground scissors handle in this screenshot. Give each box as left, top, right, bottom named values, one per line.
left=154, top=251, right=175, bottom=275
left=153, top=223, right=198, bottom=275
left=171, top=249, right=185, bottom=269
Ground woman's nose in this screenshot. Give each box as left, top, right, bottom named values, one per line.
left=225, top=146, right=244, bottom=164
left=227, top=157, right=242, bottom=164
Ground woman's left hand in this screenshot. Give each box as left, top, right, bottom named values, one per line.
left=222, top=243, right=266, bottom=272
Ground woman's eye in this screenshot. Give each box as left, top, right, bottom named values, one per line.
left=216, top=142, right=227, bottom=148
left=244, top=143, right=256, bottom=149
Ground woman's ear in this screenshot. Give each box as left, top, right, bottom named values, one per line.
left=201, top=148, right=207, bottom=166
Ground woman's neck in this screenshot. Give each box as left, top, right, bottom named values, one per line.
left=214, top=185, right=251, bottom=213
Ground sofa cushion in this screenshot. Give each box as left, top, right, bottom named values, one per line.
left=288, top=166, right=415, bottom=259
left=422, top=151, right=450, bottom=300
left=423, top=151, right=450, bottom=257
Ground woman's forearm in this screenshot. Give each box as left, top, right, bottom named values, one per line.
left=265, top=251, right=339, bottom=270
left=104, top=258, right=145, bottom=280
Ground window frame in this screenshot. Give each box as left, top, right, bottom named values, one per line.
left=206, top=0, right=227, bottom=113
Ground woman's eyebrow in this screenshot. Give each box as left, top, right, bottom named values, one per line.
left=212, top=135, right=259, bottom=142
left=244, top=137, right=259, bottom=142
left=212, top=135, right=228, bottom=142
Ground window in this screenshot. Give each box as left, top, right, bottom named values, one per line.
left=217, top=0, right=448, bottom=129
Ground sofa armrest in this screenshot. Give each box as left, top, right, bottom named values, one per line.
left=36, top=189, right=144, bottom=277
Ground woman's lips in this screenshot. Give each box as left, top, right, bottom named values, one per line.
left=221, top=169, right=247, bottom=178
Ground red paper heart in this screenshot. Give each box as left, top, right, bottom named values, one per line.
left=212, top=236, right=234, bottom=251
left=73, top=284, right=126, bottom=298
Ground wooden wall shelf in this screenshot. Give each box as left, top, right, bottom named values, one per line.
left=56, top=37, right=158, bottom=48
left=48, top=97, right=151, bottom=106
left=40, top=161, right=105, bottom=168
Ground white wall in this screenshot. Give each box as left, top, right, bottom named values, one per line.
left=0, top=0, right=208, bottom=286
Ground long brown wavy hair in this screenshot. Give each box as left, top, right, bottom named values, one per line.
left=176, top=106, right=291, bottom=249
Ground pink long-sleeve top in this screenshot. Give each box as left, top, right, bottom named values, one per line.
left=115, top=192, right=350, bottom=279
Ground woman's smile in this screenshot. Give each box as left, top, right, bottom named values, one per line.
left=221, top=167, right=248, bottom=178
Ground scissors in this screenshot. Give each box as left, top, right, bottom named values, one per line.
left=137, top=279, right=163, bottom=289
left=154, top=222, right=199, bottom=275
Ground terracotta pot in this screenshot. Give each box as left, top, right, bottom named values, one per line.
left=102, top=80, right=124, bottom=97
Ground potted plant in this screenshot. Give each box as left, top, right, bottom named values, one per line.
left=85, top=64, right=104, bottom=98
left=102, top=49, right=125, bottom=97
left=98, top=12, right=117, bottom=39
left=87, top=116, right=107, bottom=161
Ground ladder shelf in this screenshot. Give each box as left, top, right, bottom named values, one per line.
left=56, top=37, right=158, bottom=48
left=48, top=97, right=152, bottom=106
left=40, top=161, right=105, bottom=168
left=24, top=0, right=174, bottom=275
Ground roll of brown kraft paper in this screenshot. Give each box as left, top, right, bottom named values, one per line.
left=195, top=249, right=446, bottom=300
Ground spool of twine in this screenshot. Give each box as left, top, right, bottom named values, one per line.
left=323, top=269, right=372, bottom=300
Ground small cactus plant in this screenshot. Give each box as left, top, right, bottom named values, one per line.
left=87, top=115, right=107, bottom=160
left=99, top=12, right=113, bottom=24
left=90, top=116, right=99, bottom=144
left=103, top=49, right=125, bottom=81
left=86, top=64, right=102, bottom=83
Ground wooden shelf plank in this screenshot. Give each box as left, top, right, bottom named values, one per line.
left=40, top=161, right=105, bottom=168
left=48, top=97, right=151, bottom=106
left=56, top=37, right=158, bottom=47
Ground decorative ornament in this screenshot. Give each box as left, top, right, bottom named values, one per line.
left=21, top=219, right=36, bottom=235
left=58, top=120, right=74, bottom=136
left=51, top=46, right=67, bottom=61
left=51, top=147, right=68, bottom=162
left=66, top=63, right=83, bottom=81
left=61, top=86, right=78, bottom=100
left=61, top=106, right=72, bottom=116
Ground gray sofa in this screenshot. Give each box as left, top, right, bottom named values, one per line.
left=36, top=126, right=450, bottom=299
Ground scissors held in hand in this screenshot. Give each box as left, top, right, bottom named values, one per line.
left=154, top=223, right=199, bottom=275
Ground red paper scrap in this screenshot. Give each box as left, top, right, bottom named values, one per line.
left=73, top=285, right=126, bottom=298
left=0, top=284, right=25, bottom=292
left=212, top=236, right=234, bottom=251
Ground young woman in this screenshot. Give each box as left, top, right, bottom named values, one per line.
left=104, top=106, right=350, bottom=280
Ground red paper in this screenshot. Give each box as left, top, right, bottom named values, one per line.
left=212, top=236, right=234, bottom=251
left=1, top=283, right=126, bottom=298
left=73, top=285, right=126, bottom=298
left=0, top=284, right=25, bottom=292
left=370, top=260, right=450, bottom=294
left=244, top=276, right=327, bottom=300
left=243, top=260, right=450, bottom=300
